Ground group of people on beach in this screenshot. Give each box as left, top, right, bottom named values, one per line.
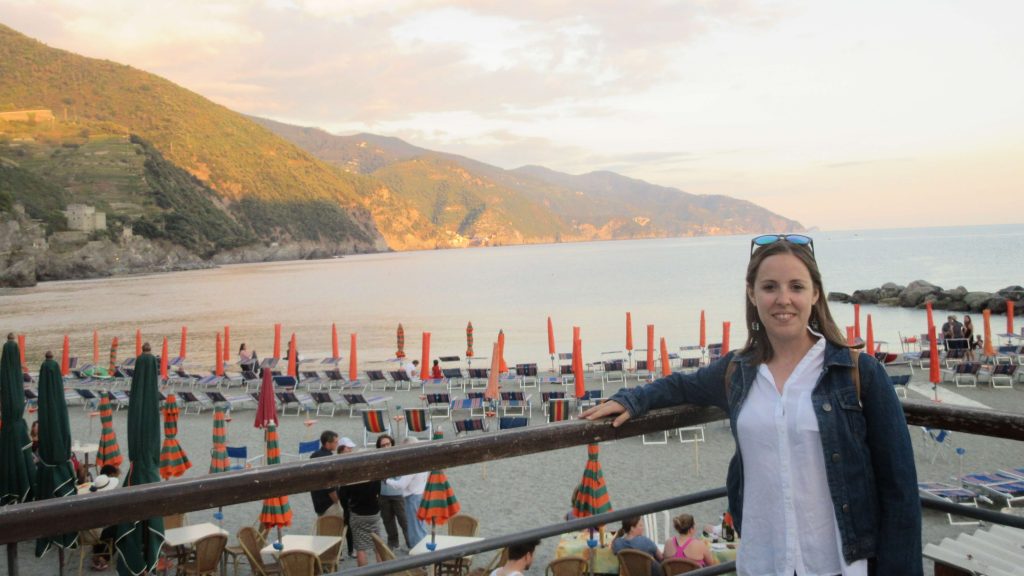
left=941, top=314, right=982, bottom=360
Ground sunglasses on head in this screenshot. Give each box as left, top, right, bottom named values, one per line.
left=750, top=234, right=815, bottom=257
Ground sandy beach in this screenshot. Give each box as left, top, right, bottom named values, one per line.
left=10, top=362, right=1024, bottom=575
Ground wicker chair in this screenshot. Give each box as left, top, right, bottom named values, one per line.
left=371, top=533, right=428, bottom=576
left=617, top=549, right=656, bottom=576
left=278, top=549, right=322, bottom=576
left=546, top=556, right=588, bottom=576
left=238, top=526, right=282, bottom=576
left=446, top=514, right=479, bottom=537
left=179, top=533, right=227, bottom=576
left=77, top=528, right=114, bottom=576
left=225, top=522, right=270, bottom=576
left=661, top=557, right=702, bottom=575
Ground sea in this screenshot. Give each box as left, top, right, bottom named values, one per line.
left=2, top=224, right=1023, bottom=369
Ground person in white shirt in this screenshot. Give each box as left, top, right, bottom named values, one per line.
left=489, top=539, right=540, bottom=576
left=385, top=437, right=429, bottom=547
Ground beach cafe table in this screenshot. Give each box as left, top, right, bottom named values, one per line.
left=163, top=523, right=228, bottom=575
left=410, top=535, right=485, bottom=576
left=72, top=441, right=99, bottom=477
left=556, top=531, right=618, bottom=574
left=260, top=534, right=342, bottom=565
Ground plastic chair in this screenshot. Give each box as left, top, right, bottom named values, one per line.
left=617, top=549, right=656, bottom=576
left=547, top=556, right=589, bottom=576
left=278, top=549, right=322, bottom=576
left=227, top=445, right=264, bottom=470
left=238, top=526, right=282, bottom=576
left=180, top=533, right=227, bottom=576
left=661, top=557, right=702, bottom=575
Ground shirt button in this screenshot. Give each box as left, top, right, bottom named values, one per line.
left=842, top=503, right=850, bottom=513
left=822, top=402, right=832, bottom=412
left=832, top=452, right=840, bottom=463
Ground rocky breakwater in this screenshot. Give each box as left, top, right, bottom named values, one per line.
left=828, top=280, right=1024, bottom=315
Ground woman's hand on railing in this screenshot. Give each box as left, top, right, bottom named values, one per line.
left=581, top=400, right=631, bottom=427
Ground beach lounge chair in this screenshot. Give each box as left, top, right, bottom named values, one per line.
left=941, top=362, right=982, bottom=387
left=23, top=387, right=38, bottom=408
left=441, top=368, right=466, bottom=391
left=547, top=398, right=573, bottom=423
left=226, top=445, right=263, bottom=470
left=179, top=390, right=214, bottom=415
left=361, top=408, right=392, bottom=447
left=300, top=370, right=325, bottom=389
left=388, top=370, right=414, bottom=392
left=499, top=416, right=529, bottom=431
left=994, top=345, right=1021, bottom=365
left=558, top=364, right=575, bottom=388
left=943, top=348, right=967, bottom=369
left=918, top=481, right=988, bottom=525
left=499, top=391, right=531, bottom=417
left=272, top=375, right=297, bottom=389
left=468, top=368, right=490, bottom=389
left=515, top=363, right=539, bottom=389
left=449, top=397, right=486, bottom=419
left=958, top=471, right=1024, bottom=508
left=601, top=360, right=625, bottom=390
left=365, top=370, right=390, bottom=391
left=576, top=390, right=604, bottom=413
left=889, top=374, right=911, bottom=398
left=987, top=363, right=1020, bottom=389
left=453, top=418, right=488, bottom=436
left=110, top=390, right=130, bottom=410
left=633, top=359, right=653, bottom=384
left=424, top=392, right=452, bottom=418
left=323, top=369, right=356, bottom=391
left=195, top=374, right=223, bottom=390
left=283, top=439, right=321, bottom=462
left=618, top=550, right=657, bottom=576
left=342, top=393, right=390, bottom=418
left=920, top=427, right=955, bottom=464
left=404, top=407, right=433, bottom=440
left=75, top=388, right=102, bottom=411
left=310, top=391, right=338, bottom=416
left=678, top=357, right=701, bottom=372
left=205, top=391, right=256, bottom=412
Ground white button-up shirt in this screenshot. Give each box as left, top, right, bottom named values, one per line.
left=735, top=334, right=867, bottom=576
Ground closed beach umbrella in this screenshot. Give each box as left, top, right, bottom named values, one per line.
left=846, top=326, right=855, bottom=344
left=625, top=312, right=633, bottom=353
left=866, top=315, right=875, bottom=356
left=331, top=323, right=340, bottom=360
left=287, top=333, right=297, bottom=378
left=109, top=337, right=119, bottom=375
left=18, top=334, right=27, bottom=372
left=160, top=337, right=169, bottom=382
left=93, top=331, right=100, bottom=366
left=498, top=330, right=508, bottom=374
left=699, top=310, right=706, bottom=349
left=982, top=309, right=995, bottom=357
left=396, top=323, right=406, bottom=359
left=1007, top=300, right=1015, bottom=335
left=259, top=421, right=292, bottom=530
left=547, top=316, right=556, bottom=357
left=61, top=335, right=70, bottom=376
left=0, top=333, right=35, bottom=505
left=96, top=392, right=123, bottom=470
left=135, top=329, right=142, bottom=359
left=573, top=331, right=585, bottom=398
left=646, top=325, right=655, bottom=374
left=420, top=332, right=431, bottom=382
left=854, top=303, right=862, bottom=339
left=215, top=332, right=224, bottom=377
left=223, top=326, right=230, bottom=368
left=159, top=394, right=191, bottom=479
left=273, top=323, right=282, bottom=360
left=349, top=333, right=359, bottom=382
left=722, top=322, right=731, bottom=355
left=660, top=337, right=671, bottom=377
left=571, top=444, right=613, bottom=518
left=925, top=301, right=935, bottom=332
left=417, top=469, right=461, bottom=547
left=466, top=322, right=474, bottom=358
left=209, top=406, right=229, bottom=474
left=928, top=325, right=941, bottom=387
left=254, top=369, right=279, bottom=429
left=180, top=326, right=188, bottom=360
left=485, top=342, right=500, bottom=401
left=115, top=349, right=166, bottom=575
left=34, top=352, right=78, bottom=557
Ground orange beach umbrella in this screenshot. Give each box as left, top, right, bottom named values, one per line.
left=287, top=333, right=297, bottom=377
left=660, top=337, right=670, bottom=377
left=396, top=324, right=406, bottom=359
left=160, top=337, right=169, bottom=381
left=625, top=312, right=633, bottom=352
left=349, top=333, right=358, bottom=381
left=928, top=325, right=941, bottom=387
left=180, top=326, right=188, bottom=360
left=1008, top=300, right=1015, bottom=335
left=646, top=325, right=655, bottom=373
left=854, top=304, right=861, bottom=339
left=547, top=317, right=556, bottom=357
left=61, top=335, right=70, bottom=376
left=135, top=329, right=142, bottom=359
left=722, top=322, right=731, bottom=355
left=699, top=310, right=706, bottom=349
left=223, top=326, right=230, bottom=368
left=254, top=369, right=279, bottom=429
left=982, top=309, right=995, bottom=357
left=93, top=331, right=100, bottom=366
left=485, top=341, right=500, bottom=401
left=497, top=330, right=507, bottom=374
left=215, top=332, right=224, bottom=377
left=866, top=315, right=875, bottom=356
left=420, top=332, right=431, bottom=382
left=18, top=334, right=27, bottom=372
left=926, top=301, right=935, bottom=332
left=846, top=326, right=855, bottom=344
left=273, top=324, right=282, bottom=360
left=573, top=333, right=585, bottom=398
left=331, top=324, right=339, bottom=360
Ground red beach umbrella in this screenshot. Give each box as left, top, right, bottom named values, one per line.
left=396, top=324, right=406, bottom=359
left=160, top=337, right=169, bottom=381
left=349, top=333, right=358, bottom=381
left=417, top=469, right=461, bottom=547
left=646, top=325, right=655, bottom=374
left=108, top=337, right=118, bottom=376
left=61, top=335, right=70, bottom=376
left=928, top=325, right=941, bottom=388
left=699, top=310, right=706, bottom=349
left=722, top=322, right=731, bottom=355
left=846, top=326, right=855, bottom=344
left=982, top=309, right=995, bottom=357
left=223, top=326, right=230, bottom=368
left=18, top=334, right=27, bottom=372
left=866, top=315, right=875, bottom=356
left=180, top=326, right=188, bottom=360
left=254, top=370, right=278, bottom=429
left=1007, top=300, right=1015, bottom=335
left=420, top=332, right=431, bottom=382
left=287, top=333, right=297, bottom=377
left=96, top=393, right=123, bottom=470
left=854, top=304, right=862, bottom=339
left=209, top=406, right=229, bottom=474
left=571, top=444, right=613, bottom=518
left=259, top=422, right=292, bottom=530
left=273, top=324, right=282, bottom=360
left=497, top=330, right=507, bottom=374
left=331, top=324, right=339, bottom=360
left=660, top=337, right=671, bottom=377
left=925, top=301, right=935, bottom=332
left=135, top=329, right=142, bottom=359
left=547, top=317, right=556, bottom=356
left=159, top=394, right=191, bottom=479
left=215, top=332, right=224, bottom=377
left=573, top=332, right=585, bottom=398
left=466, top=322, right=474, bottom=358
left=625, top=313, right=633, bottom=353
left=486, top=342, right=500, bottom=401
left=93, top=331, right=100, bottom=366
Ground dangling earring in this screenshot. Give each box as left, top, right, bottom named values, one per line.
left=809, top=315, right=819, bottom=331
left=751, top=320, right=760, bottom=332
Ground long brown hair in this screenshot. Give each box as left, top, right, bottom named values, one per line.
left=615, top=517, right=641, bottom=539
left=741, top=240, right=846, bottom=364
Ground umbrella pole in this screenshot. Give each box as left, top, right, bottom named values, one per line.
left=7, top=542, right=18, bottom=576
left=58, top=547, right=64, bottom=576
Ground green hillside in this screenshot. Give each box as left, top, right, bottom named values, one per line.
left=0, top=23, right=381, bottom=251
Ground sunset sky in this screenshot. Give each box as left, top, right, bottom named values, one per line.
left=3, top=0, right=1022, bottom=230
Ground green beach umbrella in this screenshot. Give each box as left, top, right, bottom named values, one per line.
left=571, top=444, right=613, bottom=518
left=114, top=348, right=165, bottom=576
left=0, top=333, right=36, bottom=505
left=34, top=353, right=79, bottom=557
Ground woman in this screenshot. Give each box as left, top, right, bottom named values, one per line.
left=376, top=434, right=411, bottom=550
left=238, top=343, right=252, bottom=367
left=663, top=513, right=715, bottom=569
left=585, top=234, right=921, bottom=575
left=430, top=359, right=443, bottom=380
left=963, top=315, right=976, bottom=361
left=611, top=517, right=662, bottom=575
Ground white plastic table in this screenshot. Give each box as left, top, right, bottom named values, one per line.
left=409, top=535, right=484, bottom=555
left=260, top=534, right=341, bottom=564
left=163, top=523, right=227, bottom=547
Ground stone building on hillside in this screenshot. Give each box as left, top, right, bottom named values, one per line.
left=0, top=109, right=56, bottom=123
left=63, top=203, right=106, bottom=232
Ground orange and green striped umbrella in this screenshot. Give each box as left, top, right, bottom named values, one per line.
left=259, top=422, right=292, bottom=529
left=571, top=444, right=613, bottom=518
left=396, top=323, right=406, bottom=359
left=108, top=337, right=119, bottom=376
left=466, top=322, right=474, bottom=358
left=417, top=469, right=461, bottom=527
left=159, top=394, right=191, bottom=479
left=209, top=406, right=229, bottom=474
left=96, top=392, right=123, bottom=470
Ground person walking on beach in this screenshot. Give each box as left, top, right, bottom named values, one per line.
left=963, top=315, right=976, bottom=361
left=489, top=539, right=540, bottom=576
left=376, top=434, right=411, bottom=550
left=310, top=431, right=341, bottom=516
left=584, top=234, right=921, bottom=575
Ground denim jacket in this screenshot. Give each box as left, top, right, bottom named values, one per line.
left=610, top=342, right=922, bottom=575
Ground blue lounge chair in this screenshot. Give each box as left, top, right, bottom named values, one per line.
left=226, top=446, right=263, bottom=470
left=341, top=393, right=391, bottom=418
left=311, top=391, right=338, bottom=416
left=453, top=418, right=487, bottom=436
left=498, top=416, right=528, bottom=431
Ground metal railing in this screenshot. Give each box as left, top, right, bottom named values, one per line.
left=2, top=399, right=1023, bottom=575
